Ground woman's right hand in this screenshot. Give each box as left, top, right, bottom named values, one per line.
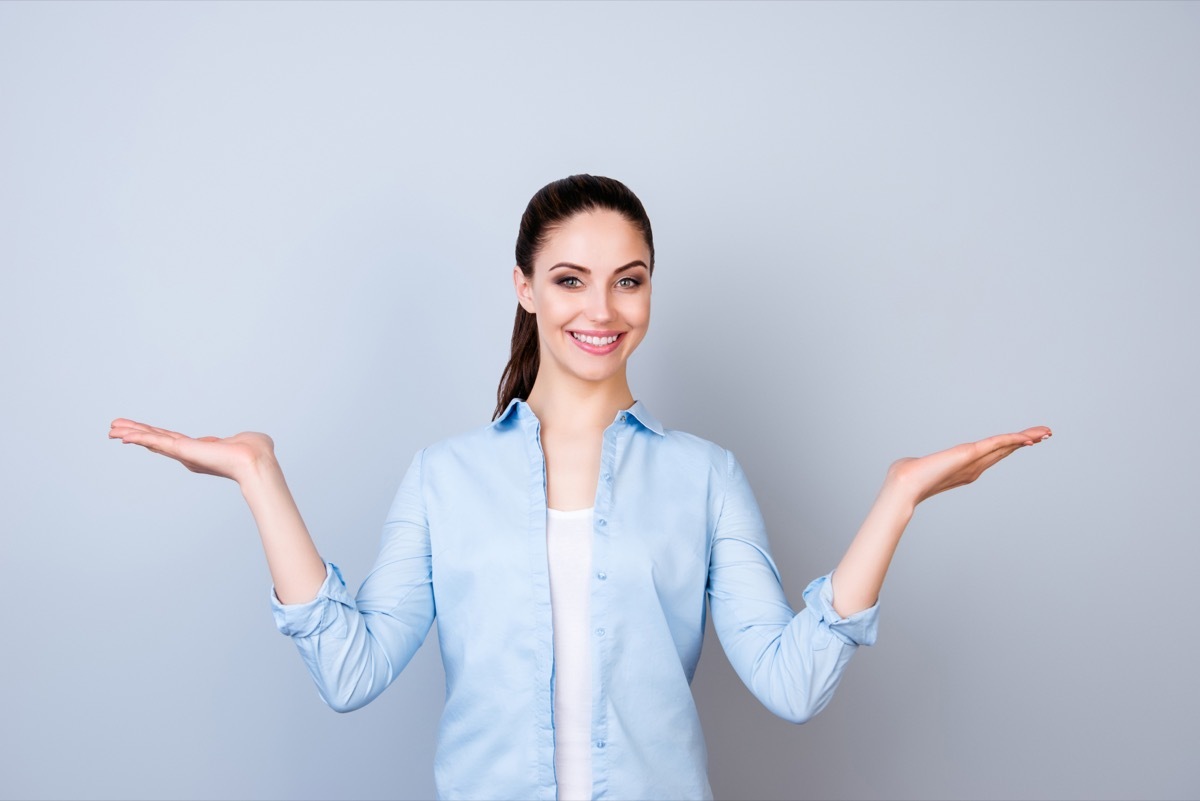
left=108, top=419, right=277, bottom=486
left=110, top=418, right=327, bottom=603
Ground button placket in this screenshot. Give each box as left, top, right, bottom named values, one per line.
left=519, top=403, right=557, bottom=793
left=589, top=417, right=621, bottom=773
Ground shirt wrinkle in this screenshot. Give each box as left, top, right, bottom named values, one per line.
left=270, top=398, right=880, bottom=800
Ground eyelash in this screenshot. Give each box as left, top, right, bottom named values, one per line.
left=556, top=276, right=641, bottom=289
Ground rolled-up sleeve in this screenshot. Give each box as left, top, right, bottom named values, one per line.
left=269, top=448, right=436, bottom=713
left=800, top=572, right=879, bottom=646
left=708, top=449, right=880, bottom=724
left=271, top=561, right=357, bottom=638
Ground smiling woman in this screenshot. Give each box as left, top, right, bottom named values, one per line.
left=497, top=176, right=656, bottom=422
left=109, top=174, right=1050, bottom=801
left=513, top=210, right=652, bottom=399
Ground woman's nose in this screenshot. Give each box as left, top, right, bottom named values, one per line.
left=586, top=289, right=615, bottom=322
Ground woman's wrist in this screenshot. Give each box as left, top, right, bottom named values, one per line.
left=236, top=445, right=284, bottom=496
left=883, top=460, right=926, bottom=510
left=878, top=466, right=921, bottom=516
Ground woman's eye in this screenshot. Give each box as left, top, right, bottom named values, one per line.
left=557, top=276, right=583, bottom=288
left=617, top=277, right=641, bottom=288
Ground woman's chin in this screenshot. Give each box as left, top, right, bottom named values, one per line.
left=557, top=357, right=628, bottom=386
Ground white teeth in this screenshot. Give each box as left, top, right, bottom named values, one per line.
left=572, top=332, right=619, bottom=346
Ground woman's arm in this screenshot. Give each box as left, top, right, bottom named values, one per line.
left=830, top=426, right=1052, bottom=617
left=108, top=419, right=326, bottom=603
left=708, top=449, right=878, bottom=724
left=110, top=418, right=436, bottom=712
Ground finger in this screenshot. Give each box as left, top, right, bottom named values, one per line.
left=975, top=426, right=1052, bottom=453
left=110, top=419, right=147, bottom=437
left=141, top=422, right=186, bottom=439
left=110, top=419, right=161, bottom=437
left=114, top=429, right=181, bottom=457
left=1017, top=426, right=1052, bottom=444
left=974, top=432, right=1031, bottom=453
left=108, top=425, right=144, bottom=440
left=109, top=419, right=186, bottom=439
left=110, top=418, right=161, bottom=431
left=115, top=429, right=172, bottom=450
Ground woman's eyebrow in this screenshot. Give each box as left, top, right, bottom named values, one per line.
left=549, top=260, right=648, bottom=274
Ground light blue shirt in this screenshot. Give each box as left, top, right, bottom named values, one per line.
left=271, top=398, right=880, bottom=800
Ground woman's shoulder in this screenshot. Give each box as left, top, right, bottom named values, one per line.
left=624, top=400, right=734, bottom=472
left=657, top=426, right=733, bottom=470
left=416, top=417, right=513, bottom=460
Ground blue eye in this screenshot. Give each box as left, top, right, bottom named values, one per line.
left=556, top=276, right=583, bottom=288
left=617, top=277, right=641, bottom=288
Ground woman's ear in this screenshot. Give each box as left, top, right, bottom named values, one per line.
left=513, top=265, right=535, bottom=313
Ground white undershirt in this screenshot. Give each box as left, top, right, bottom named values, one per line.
left=546, top=506, right=594, bottom=801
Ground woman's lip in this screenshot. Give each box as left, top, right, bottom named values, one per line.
left=567, top=330, right=624, bottom=355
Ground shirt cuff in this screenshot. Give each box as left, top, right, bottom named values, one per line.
left=270, top=561, right=355, bottom=638
left=801, top=571, right=880, bottom=647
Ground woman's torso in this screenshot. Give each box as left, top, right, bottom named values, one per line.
left=420, top=398, right=718, bottom=798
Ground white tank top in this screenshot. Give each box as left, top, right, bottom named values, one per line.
left=546, top=506, right=594, bottom=801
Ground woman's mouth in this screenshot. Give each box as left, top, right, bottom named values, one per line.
left=568, top=330, right=623, bottom=355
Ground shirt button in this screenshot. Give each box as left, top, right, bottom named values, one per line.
left=596, top=740, right=606, bottom=749
left=618, top=413, right=626, bottom=422
left=602, top=471, right=611, bottom=482
left=596, top=571, right=607, bottom=581
left=595, top=628, right=605, bottom=637
left=597, top=518, right=607, bottom=527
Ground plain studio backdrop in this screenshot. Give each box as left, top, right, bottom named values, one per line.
left=1, top=2, right=1196, bottom=800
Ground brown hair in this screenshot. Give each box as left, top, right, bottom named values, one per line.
left=493, top=174, right=655, bottom=419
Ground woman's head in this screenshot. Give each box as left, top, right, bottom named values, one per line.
left=495, top=175, right=655, bottom=419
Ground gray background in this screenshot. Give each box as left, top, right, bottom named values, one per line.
left=1, top=2, right=1196, bottom=799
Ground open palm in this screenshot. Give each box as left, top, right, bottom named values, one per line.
left=888, top=426, right=1053, bottom=507
left=108, top=418, right=275, bottom=484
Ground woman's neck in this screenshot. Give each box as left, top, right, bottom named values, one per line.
left=524, top=372, right=635, bottom=434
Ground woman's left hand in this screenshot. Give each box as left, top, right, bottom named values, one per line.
left=885, top=425, right=1053, bottom=508
left=830, top=424, right=1053, bottom=617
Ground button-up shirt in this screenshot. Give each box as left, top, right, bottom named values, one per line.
left=271, top=398, right=880, bottom=800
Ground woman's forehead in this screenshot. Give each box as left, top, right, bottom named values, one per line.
left=537, top=210, right=650, bottom=271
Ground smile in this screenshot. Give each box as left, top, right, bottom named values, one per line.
left=572, top=332, right=619, bottom=345
left=568, top=331, right=624, bottom=354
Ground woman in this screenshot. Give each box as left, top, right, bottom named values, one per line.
left=109, top=174, right=1050, bottom=801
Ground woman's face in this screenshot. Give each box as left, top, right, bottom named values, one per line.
left=513, top=208, right=652, bottom=389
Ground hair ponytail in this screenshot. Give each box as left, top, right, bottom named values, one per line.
left=494, top=304, right=541, bottom=419
left=493, top=174, right=655, bottom=420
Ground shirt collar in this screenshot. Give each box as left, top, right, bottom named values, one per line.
left=491, top=397, right=665, bottom=437
left=624, top=399, right=665, bottom=436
